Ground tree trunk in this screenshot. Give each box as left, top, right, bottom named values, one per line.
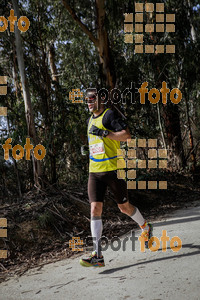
left=183, top=86, right=196, bottom=172
left=146, top=10, right=184, bottom=169
left=153, top=52, right=185, bottom=169
left=47, top=43, right=59, bottom=183
left=157, top=102, right=166, bottom=149
left=12, top=0, right=42, bottom=188
left=96, top=0, right=115, bottom=90
left=186, top=0, right=197, bottom=42
left=6, top=115, right=22, bottom=199
left=161, top=76, right=185, bottom=169
left=162, top=103, right=184, bottom=169
left=62, top=0, right=116, bottom=93
left=48, top=43, right=59, bottom=83
left=12, top=45, right=20, bottom=100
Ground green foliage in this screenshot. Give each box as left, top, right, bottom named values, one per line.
left=38, top=211, right=55, bottom=229
left=0, top=0, right=200, bottom=194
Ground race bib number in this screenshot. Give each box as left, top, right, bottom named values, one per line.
left=90, top=142, right=105, bottom=155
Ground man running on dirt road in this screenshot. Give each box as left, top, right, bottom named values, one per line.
left=80, top=89, right=153, bottom=267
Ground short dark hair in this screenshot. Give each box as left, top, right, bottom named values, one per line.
left=86, top=88, right=97, bottom=99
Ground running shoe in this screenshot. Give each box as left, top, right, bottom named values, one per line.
left=140, top=223, right=153, bottom=249
left=80, top=251, right=105, bottom=267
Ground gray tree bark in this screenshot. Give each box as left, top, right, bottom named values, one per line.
left=12, top=0, right=42, bottom=188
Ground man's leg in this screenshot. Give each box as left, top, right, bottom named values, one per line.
left=118, top=202, right=148, bottom=230
left=80, top=173, right=106, bottom=267
left=118, top=202, right=153, bottom=247
left=107, top=171, right=153, bottom=247
left=90, top=202, right=103, bottom=257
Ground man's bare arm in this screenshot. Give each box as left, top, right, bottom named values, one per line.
left=107, top=128, right=131, bottom=142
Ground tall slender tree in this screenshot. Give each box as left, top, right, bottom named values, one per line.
left=12, top=0, right=42, bottom=187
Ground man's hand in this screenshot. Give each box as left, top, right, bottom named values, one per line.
left=81, top=145, right=89, bottom=155
left=89, top=125, right=108, bottom=137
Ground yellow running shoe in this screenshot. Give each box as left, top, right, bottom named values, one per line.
left=140, top=223, right=153, bottom=249
left=80, top=251, right=105, bottom=267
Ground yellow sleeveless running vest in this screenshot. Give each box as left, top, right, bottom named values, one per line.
left=87, top=109, right=123, bottom=173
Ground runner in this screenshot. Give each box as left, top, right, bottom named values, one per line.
left=80, top=89, right=153, bottom=267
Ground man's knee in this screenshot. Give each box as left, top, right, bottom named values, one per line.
left=118, top=202, right=134, bottom=215
left=118, top=203, right=128, bottom=214
left=91, top=202, right=103, bottom=216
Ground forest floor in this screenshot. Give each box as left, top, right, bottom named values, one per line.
left=1, top=204, right=200, bottom=300
left=0, top=171, right=200, bottom=284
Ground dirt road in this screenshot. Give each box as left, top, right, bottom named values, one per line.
left=1, top=202, right=200, bottom=300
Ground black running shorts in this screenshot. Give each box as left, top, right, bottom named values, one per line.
left=88, top=170, right=128, bottom=204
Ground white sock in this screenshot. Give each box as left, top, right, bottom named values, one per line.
left=90, top=216, right=103, bottom=257
left=130, top=207, right=149, bottom=231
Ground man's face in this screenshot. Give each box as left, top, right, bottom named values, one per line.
left=87, top=94, right=100, bottom=113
